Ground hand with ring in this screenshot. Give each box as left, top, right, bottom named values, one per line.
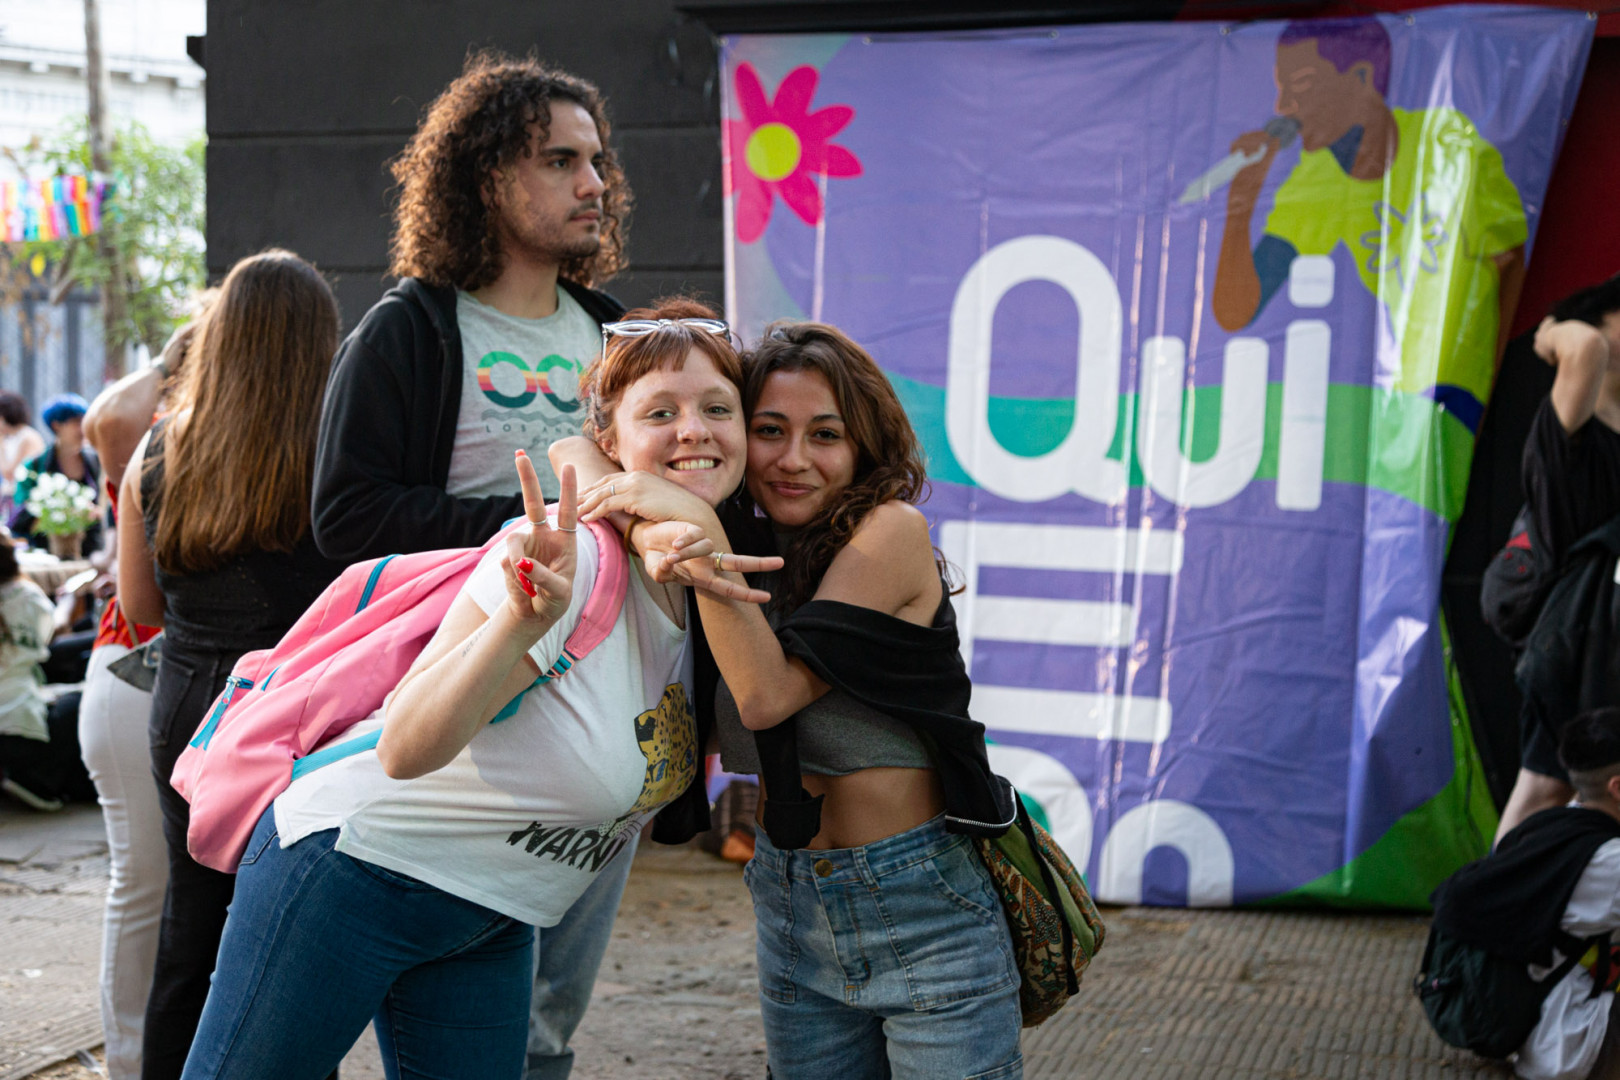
left=634, top=520, right=783, bottom=604
left=499, top=451, right=578, bottom=626
left=578, top=471, right=711, bottom=527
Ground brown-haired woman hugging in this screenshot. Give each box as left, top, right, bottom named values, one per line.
left=116, top=249, right=346, bottom=1080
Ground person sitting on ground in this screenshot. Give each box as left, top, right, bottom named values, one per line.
left=9, top=393, right=102, bottom=553
left=1511, top=709, right=1620, bottom=1080
left=0, top=533, right=92, bottom=811
left=1494, top=274, right=1620, bottom=844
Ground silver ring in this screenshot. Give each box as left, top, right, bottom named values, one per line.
left=609, top=484, right=617, bottom=497
left=555, top=526, right=577, bottom=533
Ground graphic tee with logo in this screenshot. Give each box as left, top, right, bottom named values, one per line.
left=273, top=530, right=697, bottom=926
left=1264, top=107, right=1527, bottom=405
left=447, top=289, right=602, bottom=501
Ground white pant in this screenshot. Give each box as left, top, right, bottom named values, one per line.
left=78, top=643, right=166, bottom=1080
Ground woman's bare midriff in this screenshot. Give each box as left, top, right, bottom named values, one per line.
left=759, top=766, right=946, bottom=850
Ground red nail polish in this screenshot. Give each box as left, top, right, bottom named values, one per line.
left=519, top=574, right=536, bottom=597
left=518, top=558, right=534, bottom=572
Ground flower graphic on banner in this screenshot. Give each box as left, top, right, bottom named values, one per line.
left=726, top=63, right=862, bottom=243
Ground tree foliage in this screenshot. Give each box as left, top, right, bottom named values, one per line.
left=2, top=119, right=205, bottom=362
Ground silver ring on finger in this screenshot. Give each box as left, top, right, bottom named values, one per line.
left=609, top=483, right=617, bottom=497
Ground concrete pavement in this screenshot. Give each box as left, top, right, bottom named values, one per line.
left=1, top=801, right=1506, bottom=1079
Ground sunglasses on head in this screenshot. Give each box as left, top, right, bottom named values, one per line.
left=600, top=317, right=731, bottom=354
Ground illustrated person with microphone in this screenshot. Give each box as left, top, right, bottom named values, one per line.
left=1211, top=17, right=1526, bottom=426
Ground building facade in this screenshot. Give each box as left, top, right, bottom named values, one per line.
left=0, top=0, right=203, bottom=404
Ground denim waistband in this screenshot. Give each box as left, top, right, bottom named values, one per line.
left=750, top=814, right=968, bottom=885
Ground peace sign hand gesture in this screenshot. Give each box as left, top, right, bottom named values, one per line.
left=501, top=451, right=578, bottom=628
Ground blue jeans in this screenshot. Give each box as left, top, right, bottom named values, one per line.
left=181, top=810, right=535, bottom=1080
left=524, top=834, right=634, bottom=1080
left=745, top=815, right=1024, bottom=1080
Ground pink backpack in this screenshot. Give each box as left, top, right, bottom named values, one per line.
left=170, top=512, right=629, bottom=873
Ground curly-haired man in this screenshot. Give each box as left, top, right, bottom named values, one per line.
left=310, top=53, right=631, bottom=1080
left=314, top=52, right=630, bottom=560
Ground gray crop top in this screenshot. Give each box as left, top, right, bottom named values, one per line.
left=713, top=569, right=931, bottom=777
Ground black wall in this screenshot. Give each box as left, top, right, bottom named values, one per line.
left=205, top=0, right=729, bottom=327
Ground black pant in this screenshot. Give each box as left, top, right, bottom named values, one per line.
left=143, top=640, right=243, bottom=1080
left=44, top=629, right=96, bottom=684
left=0, top=692, right=92, bottom=803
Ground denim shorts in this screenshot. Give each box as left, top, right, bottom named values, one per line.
left=744, top=814, right=1023, bottom=1080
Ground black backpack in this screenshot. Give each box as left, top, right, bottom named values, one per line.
left=1414, top=925, right=1609, bottom=1059
left=1480, top=505, right=1558, bottom=651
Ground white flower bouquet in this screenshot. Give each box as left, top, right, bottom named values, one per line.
left=23, top=470, right=100, bottom=536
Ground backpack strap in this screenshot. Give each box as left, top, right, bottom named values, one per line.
left=546, top=517, right=629, bottom=674
left=1016, top=792, right=1079, bottom=995
left=1540, top=929, right=1607, bottom=998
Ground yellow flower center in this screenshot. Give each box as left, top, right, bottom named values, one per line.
left=745, top=123, right=802, bottom=182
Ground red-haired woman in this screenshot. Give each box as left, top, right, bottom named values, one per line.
left=178, top=303, right=778, bottom=1080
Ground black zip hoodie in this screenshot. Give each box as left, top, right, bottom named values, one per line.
left=311, top=276, right=624, bottom=563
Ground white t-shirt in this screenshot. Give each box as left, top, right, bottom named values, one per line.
left=1517, top=839, right=1620, bottom=1080
left=446, top=289, right=601, bottom=501
left=274, top=529, right=696, bottom=927
left=0, top=578, right=53, bottom=741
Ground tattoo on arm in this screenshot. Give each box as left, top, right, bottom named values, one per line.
left=458, top=619, right=490, bottom=660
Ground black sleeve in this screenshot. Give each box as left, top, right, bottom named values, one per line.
left=1521, top=397, right=1620, bottom=575
left=311, top=314, right=522, bottom=562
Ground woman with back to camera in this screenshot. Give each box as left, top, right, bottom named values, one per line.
left=557, top=320, right=1025, bottom=1079
left=116, top=249, right=346, bottom=1080
left=178, top=301, right=779, bottom=1080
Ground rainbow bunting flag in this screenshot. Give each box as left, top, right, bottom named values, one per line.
left=1, top=174, right=111, bottom=244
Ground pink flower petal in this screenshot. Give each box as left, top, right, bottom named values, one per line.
left=777, top=171, right=823, bottom=227
left=733, top=64, right=773, bottom=127
left=822, top=144, right=863, bottom=178
left=722, top=119, right=752, bottom=195
left=733, top=167, right=774, bottom=244
left=772, top=66, right=820, bottom=122
left=800, top=105, right=854, bottom=144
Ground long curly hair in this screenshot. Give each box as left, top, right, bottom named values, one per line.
left=388, top=51, right=630, bottom=290
left=741, top=322, right=938, bottom=613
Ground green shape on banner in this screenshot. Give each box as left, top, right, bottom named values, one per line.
left=891, top=374, right=1476, bottom=522
left=985, top=395, right=1075, bottom=459
left=1250, top=617, right=1497, bottom=911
